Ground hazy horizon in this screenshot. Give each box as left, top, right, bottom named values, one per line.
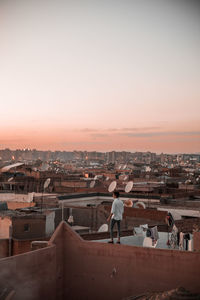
left=0, top=147, right=199, bottom=156
left=1, top=0, right=200, bottom=153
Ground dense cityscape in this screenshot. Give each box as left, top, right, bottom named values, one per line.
left=0, top=147, right=200, bottom=299
left=1, top=0, right=200, bottom=298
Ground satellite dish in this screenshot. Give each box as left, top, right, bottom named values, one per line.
left=98, top=224, right=108, bottom=232
left=94, top=175, right=98, bottom=180
left=105, top=176, right=110, bottom=181
left=124, top=175, right=128, bottom=181
left=68, top=215, right=74, bottom=224
left=123, top=164, right=127, bottom=170
left=90, top=180, right=96, bottom=188
left=185, top=179, right=191, bottom=184
left=125, top=181, right=133, bottom=193
left=145, top=166, right=151, bottom=172
left=8, top=177, right=14, bottom=182
left=108, top=181, right=117, bottom=192
left=134, top=201, right=146, bottom=209
left=44, top=178, right=51, bottom=190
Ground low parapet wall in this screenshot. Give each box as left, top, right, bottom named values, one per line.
left=56, top=222, right=200, bottom=300
left=103, top=205, right=168, bottom=222
left=0, top=221, right=200, bottom=300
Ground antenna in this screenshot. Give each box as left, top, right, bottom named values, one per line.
left=41, top=178, right=51, bottom=213
left=125, top=181, right=133, bottom=193
left=90, top=180, right=96, bottom=188
left=108, top=181, right=117, bottom=192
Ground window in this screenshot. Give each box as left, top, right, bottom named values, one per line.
left=24, top=224, right=30, bottom=232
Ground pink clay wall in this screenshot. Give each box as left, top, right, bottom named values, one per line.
left=61, top=223, right=200, bottom=300
left=0, top=245, right=57, bottom=300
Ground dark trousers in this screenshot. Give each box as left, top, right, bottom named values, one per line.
left=110, top=218, right=121, bottom=240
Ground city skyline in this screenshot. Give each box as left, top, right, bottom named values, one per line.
left=0, top=0, right=200, bottom=153
left=0, top=147, right=200, bottom=156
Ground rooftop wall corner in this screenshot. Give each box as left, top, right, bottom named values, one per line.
left=49, top=221, right=83, bottom=246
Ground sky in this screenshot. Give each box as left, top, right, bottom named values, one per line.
left=0, top=0, right=200, bottom=153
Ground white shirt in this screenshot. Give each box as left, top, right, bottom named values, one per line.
left=111, top=198, right=124, bottom=220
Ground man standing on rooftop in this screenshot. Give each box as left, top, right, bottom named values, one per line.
left=107, top=191, right=124, bottom=244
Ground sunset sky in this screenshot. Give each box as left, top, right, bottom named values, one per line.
left=0, top=0, right=200, bottom=153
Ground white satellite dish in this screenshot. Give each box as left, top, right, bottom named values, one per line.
left=68, top=215, right=74, bottom=224
left=108, top=181, right=117, bottom=192
left=185, top=179, right=191, bottom=184
left=134, top=201, right=146, bottom=209
left=94, top=175, right=98, bottom=180
left=90, top=180, right=96, bottom=188
left=125, top=181, right=133, bottom=193
left=44, top=178, right=51, bottom=190
left=145, top=166, right=151, bottom=172
left=105, top=176, right=110, bottom=181
left=98, top=224, right=108, bottom=232
left=123, top=164, right=127, bottom=170
left=124, top=175, right=128, bottom=181
left=8, top=177, right=14, bottom=182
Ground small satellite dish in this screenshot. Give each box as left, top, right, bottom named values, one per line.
left=94, top=175, right=98, bottom=180
left=185, top=179, right=191, bottom=184
left=68, top=215, right=74, bottom=224
left=134, top=201, right=146, bottom=209
left=44, top=178, right=51, bottom=190
left=125, top=181, right=133, bottom=193
left=124, top=175, right=128, bottom=181
left=8, top=177, right=14, bottom=182
left=108, top=181, right=117, bottom=192
left=98, top=224, right=108, bottom=232
left=145, top=166, right=151, bottom=172
left=90, top=180, right=96, bottom=188
left=123, top=164, right=127, bottom=170
left=105, top=176, right=110, bottom=181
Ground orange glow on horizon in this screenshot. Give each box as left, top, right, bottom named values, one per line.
left=0, top=125, right=199, bottom=153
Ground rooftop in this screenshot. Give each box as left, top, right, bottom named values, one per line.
left=0, top=221, right=199, bottom=300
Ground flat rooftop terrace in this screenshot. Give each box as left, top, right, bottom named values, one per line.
left=93, top=231, right=192, bottom=251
